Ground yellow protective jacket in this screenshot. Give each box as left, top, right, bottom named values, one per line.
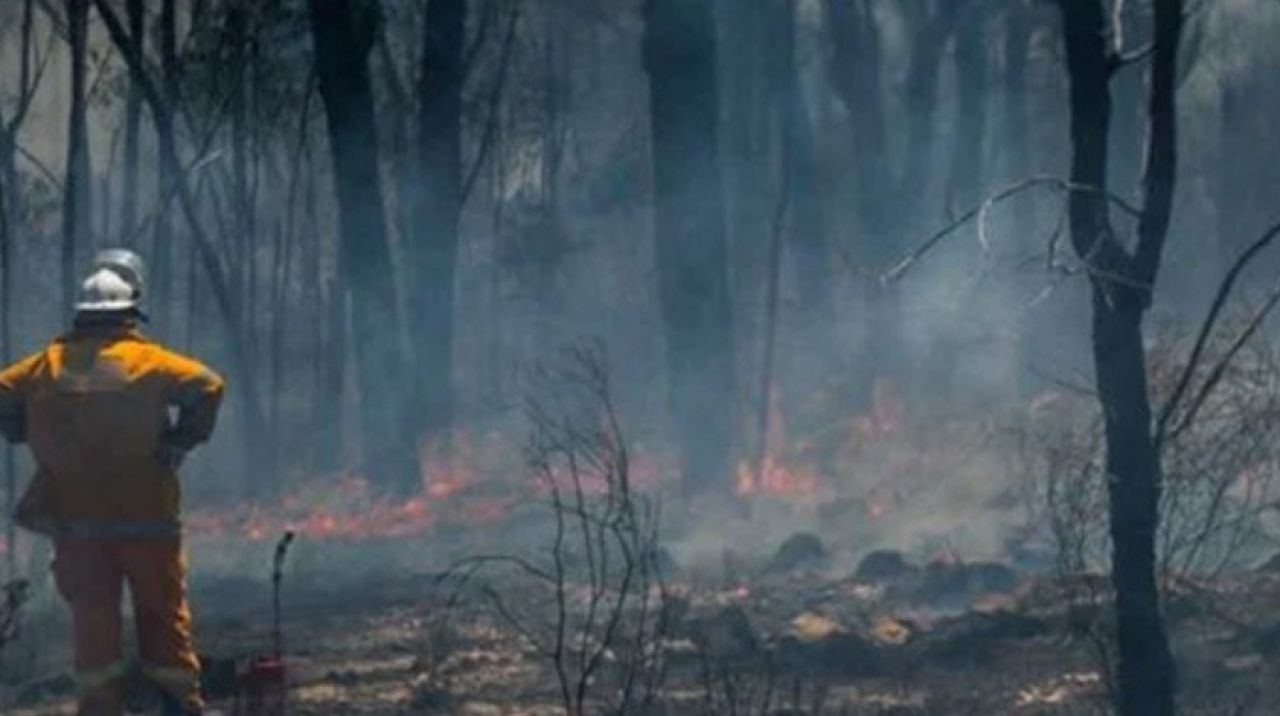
left=0, top=322, right=224, bottom=539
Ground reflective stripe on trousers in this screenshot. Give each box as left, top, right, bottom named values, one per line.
left=74, top=659, right=128, bottom=695
left=53, top=538, right=203, bottom=715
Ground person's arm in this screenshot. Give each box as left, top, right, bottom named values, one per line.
left=157, top=348, right=226, bottom=453
left=0, top=352, right=44, bottom=444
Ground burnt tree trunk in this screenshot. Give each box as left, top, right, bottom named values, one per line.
left=1109, top=1, right=1147, bottom=202
left=64, top=0, right=93, bottom=316
left=1002, top=0, right=1038, bottom=395
left=93, top=0, right=272, bottom=497
left=410, top=0, right=465, bottom=437
left=1058, top=0, right=1182, bottom=713
left=308, top=0, right=418, bottom=494
left=784, top=3, right=830, bottom=326
left=228, top=1, right=252, bottom=342
left=824, top=0, right=892, bottom=249
left=1, top=0, right=36, bottom=576
left=896, top=0, right=969, bottom=231
left=946, top=10, right=987, bottom=221
left=1001, top=2, right=1032, bottom=238
left=933, top=4, right=988, bottom=397
left=314, top=277, right=347, bottom=473
left=119, top=0, right=145, bottom=241
left=1215, top=68, right=1280, bottom=276
left=150, top=0, right=177, bottom=330
left=779, top=0, right=834, bottom=422
left=0, top=0, right=35, bottom=239
left=824, top=0, right=966, bottom=407
left=643, top=0, right=738, bottom=494
left=0, top=132, right=13, bottom=576
left=718, top=0, right=778, bottom=384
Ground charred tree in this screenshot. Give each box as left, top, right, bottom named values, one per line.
left=313, top=277, right=346, bottom=474
left=409, top=0, right=465, bottom=437
left=308, top=0, right=418, bottom=494
left=119, top=0, right=145, bottom=240
left=92, top=0, right=271, bottom=497
left=932, top=4, right=989, bottom=397
left=946, top=10, right=988, bottom=222
left=149, top=0, right=177, bottom=330
left=1001, top=0, right=1038, bottom=394
left=784, top=3, right=830, bottom=326
left=228, top=1, right=252, bottom=341
left=1216, top=64, right=1280, bottom=273
left=1108, top=0, right=1147, bottom=202
left=0, top=0, right=36, bottom=225
left=896, top=0, right=969, bottom=230
left=823, top=0, right=892, bottom=252
left=2, top=0, right=38, bottom=572
left=64, top=0, right=93, bottom=316
left=643, top=0, right=738, bottom=494
left=0, top=129, right=13, bottom=580
left=826, top=0, right=971, bottom=251
left=0, top=152, right=10, bottom=576
left=772, top=0, right=833, bottom=430
left=1001, top=2, right=1032, bottom=238
left=717, top=0, right=780, bottom=370
left=1057, top=0, right=1183, bottom=713
left=824, top=0, right=969, bottom=406
left=896, top=0, right=962, bottom=229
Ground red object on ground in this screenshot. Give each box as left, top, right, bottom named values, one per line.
left=237, top=657, right=287, bottom=716
left=237, top=531, right=294, bottom=714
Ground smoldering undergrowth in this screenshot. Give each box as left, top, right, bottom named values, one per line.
left=1016, top=316, right=1280, bottom=580
left=438, top=343, right=672, bottom=716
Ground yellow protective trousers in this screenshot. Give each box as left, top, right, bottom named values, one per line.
left=53, top=538, right=202, bottom=716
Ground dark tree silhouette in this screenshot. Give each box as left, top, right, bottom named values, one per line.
left=63, top=0, right=93, bottom=316
left=643, top=0, right=737, bottom=493
left=308, top=0, right=417, bottom=494
left=824, top=0, right=972, bottom=406
left=1058, top=0, right=1184, bottom=712
left=149, top=0, right=178, bottom=329
left=410, top=0, right=466, bottom=437
left=783, top=0, right=830, bottom=326
left=118, top=0, right=144, bottom=241
left=93, top=0, right=271, bottom=495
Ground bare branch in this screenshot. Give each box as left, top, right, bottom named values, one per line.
left=1110, top=42, right=1155, bottom=74
left=1156, top=219, right=1280, bottom=444
left=461, top=0, right=520, bottom=206
left=376, top=27, right=409, bottom=111
left=1129, top=0, right=1185, bottom=292
left=13, top=141, right=62, bottom=190
left=883, top=176, right=1142, bottom=284
left=437, top=553, right=558, bottom=585
left=91, top=0, right=268, bottom=444
left=461, top=0, right=499, bottom=76
left=1166, top=284, right=1280, bottom=444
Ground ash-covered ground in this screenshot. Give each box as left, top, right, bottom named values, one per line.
left=4, top=520, right=1280, bottom=715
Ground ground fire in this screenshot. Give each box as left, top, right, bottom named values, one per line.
left=3, top=0, right=1280, bottom=714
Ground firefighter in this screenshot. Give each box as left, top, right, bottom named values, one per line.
left=0, top=249, right=224, bottom=715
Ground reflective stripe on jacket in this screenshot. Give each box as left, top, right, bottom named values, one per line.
left=0, top=323, right=224, bottom=532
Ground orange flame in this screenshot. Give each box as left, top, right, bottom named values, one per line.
left=187, top=431, right=517, bottom=543
left=737, top=384, right=826, bottom=498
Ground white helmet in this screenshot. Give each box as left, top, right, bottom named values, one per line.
left=75, top=248, right=146, bottom=313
